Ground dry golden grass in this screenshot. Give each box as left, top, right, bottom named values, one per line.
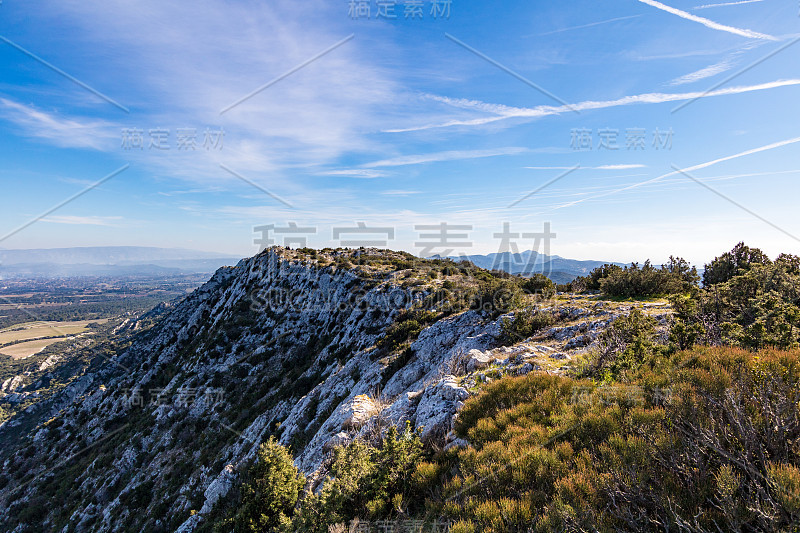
left=0, top=338, right=63, bottom=359
left=0, top=319, right=106, bottom=358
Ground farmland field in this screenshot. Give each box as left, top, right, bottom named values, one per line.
left=0, top=319, right=106, bottom=358
left=0, top=338, right=65, bottom=359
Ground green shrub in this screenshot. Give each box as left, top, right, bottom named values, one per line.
left=293, top=423, right=425, bottom=532
left=227, top=437, right=305, bottom=533
left=500, top=308, right=555, bottom=345
left=571, top=257, right=698, bottom=298
left=471, top=279, right=525, bottom=318
left=377, top=310, right=439, bottom=354
left=584, top=308, right=664, bottom=380
left=703, top=241, right=771, bottom=286
left=521, top=274, right=556, bottom=299
left=672, top=251, right=800, bottom=350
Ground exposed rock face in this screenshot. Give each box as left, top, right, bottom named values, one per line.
left=413, top=376, right=469, bottom=443
left=201, top=464, right=236, bottom=514
left=0, top=249, right=509, bottom=532
left=1, top=375, right=23, bottom=394
left=342, top=395, right=380, bottom=430
left=0, top=248, right=671, bottom=533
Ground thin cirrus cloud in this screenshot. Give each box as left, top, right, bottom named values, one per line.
left=669, top=41, right=762, bottom=86
left=670, top=57, right=735, bottom=85
left=538, top=15, right=642, bottom=36
left=362, top=147, right=529, bottom=168
left=380, top=190, right=422, bottom=196
left=636, top=0, right=778, bottom=41
left=316, top=169, right=392, bottom=179
left=388, top=80, right=800, bottom=132
left=694, top=0, right=764, bottom=9
left=525, top=165, right=647, bottom=170
left=551, top=135, right=800, bottom=210
left=0, top=98, right=117, bottom=150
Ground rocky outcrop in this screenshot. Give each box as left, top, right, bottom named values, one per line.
left=0, top=249, right=513, bottom=532
left=0, top=248, right=670, bottom=533
left=413, top=376, right=469, bottom=443
left=342, top=395, right=380, bottom=430
left=466, top=349, right=492, bottom=372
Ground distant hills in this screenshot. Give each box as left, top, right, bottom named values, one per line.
left=0, top=246, right=242, bottom=278
left=440, top=251, right=625, bottom=284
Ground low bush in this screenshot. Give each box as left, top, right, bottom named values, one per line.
left=520, top=274, right=556, bottom=299
left=431, top=346, right=800, bottom=532
left=292, top=423, right=425, bottom=532
left=500, top=308, right=556, bottom=345
left=218, top=437, right=305, bottom=533
left=583, top=308, right=666, bottom=381
left=671, top=247, right=800, bottom=350
left=570, top=257, right=698, bottom=298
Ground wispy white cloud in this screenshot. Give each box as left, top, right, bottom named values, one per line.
left=597, top=164, right=648, bottom=170
left=637, top=0, right=777, bottom=40
left=539, top=15, right=642, bottom=36
left=41, top=215, right=124, bottom=226
left=551, top=135, right=800, bottom=210
left=33, top=0, right=408, bottom=183
left=316, top=169, right=392, bottom=179
left=0, top=98, right=116, bottom=150
left=363, top=147, right=528, bottom=167
left=525, top=164, right=647, bottom=170
left=694, top=0, right=764, bottom=9
left=628, top=45, right=742, bottom=61
left=670, top=57, right=736, bottom=85
left=669, top=40, right=764, bottom=86
left=389, top=79, right=800, bottom=132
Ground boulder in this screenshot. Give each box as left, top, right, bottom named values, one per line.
left=444, top=438, right=470, bottom=451
left=515, top=363, right=538, bottom=375
left=565, top=334, right=590, bottom=350
left=414, top=376, right=469, bottom=443
left=323, top=431, right=351, bottom=452
left=466, top=349, right=492, bottom=372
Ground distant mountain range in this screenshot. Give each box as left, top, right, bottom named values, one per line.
left=0, top=246, right=242, bottom=278
left=0, top=246, right=623, bottom=283
left=440, top=251, right=625, bottom=284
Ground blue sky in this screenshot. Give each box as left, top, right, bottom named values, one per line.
left=0, top=0, right=798, bottom=264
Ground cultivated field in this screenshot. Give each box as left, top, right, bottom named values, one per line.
left=0, top=320, right=106, bottom=359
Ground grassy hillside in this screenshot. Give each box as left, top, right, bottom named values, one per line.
left=206, top=345, right=800, bottom=533
left=203, top=243, right=800, bottom=533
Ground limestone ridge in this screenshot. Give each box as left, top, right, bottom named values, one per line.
left=0, top=247, right=666, bottom=532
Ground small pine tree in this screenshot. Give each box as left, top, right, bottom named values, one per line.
left=232, top=437, right=305, bottom=533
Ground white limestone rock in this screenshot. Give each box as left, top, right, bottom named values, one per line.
left=342, top=394, right=380, bottom=430
left=414, top=376, right=469, bottom=443
left=466, top=349, right=492, bottom=372
left=200, top=464, right=236, bottom=514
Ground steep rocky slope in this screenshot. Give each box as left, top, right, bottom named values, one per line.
left=0, top=248, right=668, bottom=533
